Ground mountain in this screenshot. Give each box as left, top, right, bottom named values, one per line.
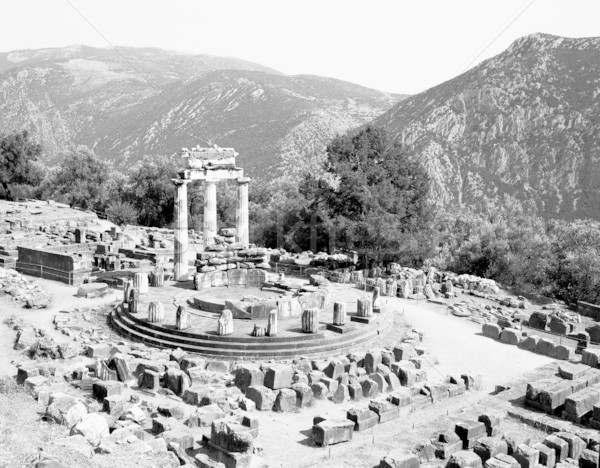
left=0, top=45, right=402, bottom=177
left=373, top=33, right=600, bottom=220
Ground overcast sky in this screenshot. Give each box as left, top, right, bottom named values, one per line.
left=2, top=0, right=599, bottom=94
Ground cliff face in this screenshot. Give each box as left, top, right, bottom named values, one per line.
left=0, top=45, right=402, bottom=177
left=373, top=33, right=600, bottom=220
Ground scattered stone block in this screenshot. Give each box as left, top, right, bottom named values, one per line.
left=482, top=324, right=501, bottom=340
left=543, top=435, right=569, bottom=462
left=555, top=432, right=584, bottom=460
left=245, top=386, right=275, bottom=411
left=187, top=404, right=226, bottom=428
left=160, top=429, right=194, bottom=450
left=311, top=382, right=328, bottom=399
left=264, top=365, right=293, bottom=390
left=346, top=408, right=378, bottom=431
left=312, top=419, right=354, bottom=447
left=93, top=381, right=123, bottom=402
left=274, top=388, right=297, bottom=412
left=447, top=450, right=483, bottom=468
left=70, top=413, right=109, bottom=445
left=513, top=444, right=539, bottom=468
left=369, top=399, right=399, bottom=423
left=579, top=449, right=599, bottom=468
left=292, top=383, right=314, bottom=407
left=330, top=384, right=350, bottom=404
left=533, top=442, right=556, bottom=468
left=474, top=437, right=508, bottom=463
left=500, top=329, right=521, bottom=346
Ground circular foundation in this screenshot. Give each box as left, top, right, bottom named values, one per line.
left=109, top=281, right=388, bottom=360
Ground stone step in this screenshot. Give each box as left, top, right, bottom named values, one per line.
left=112, top=308, right=378, bottom=354
left=109, top=308, right=380, bottom=360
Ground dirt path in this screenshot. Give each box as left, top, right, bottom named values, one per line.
left=387, top=295, right=554, bottom=392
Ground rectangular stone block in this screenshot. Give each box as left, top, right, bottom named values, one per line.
left=312, top=419, right=354, bottom=446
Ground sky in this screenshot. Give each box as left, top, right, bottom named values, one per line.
left=1, top=0, right=600, bottom=94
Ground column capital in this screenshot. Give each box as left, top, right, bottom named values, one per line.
left=237, top=177, right=251, bottom=185
left=171, top=178, right=192, bottom=186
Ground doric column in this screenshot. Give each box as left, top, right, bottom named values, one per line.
left=236, top=177, right=250, bottom=246
left=203, top=180, right=218, bottom=247
left=173, top=179, right=191, bottom=281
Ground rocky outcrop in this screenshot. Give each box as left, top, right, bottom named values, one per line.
left=374, top=33, right=600, bottom=220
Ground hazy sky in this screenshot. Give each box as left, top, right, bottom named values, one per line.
left=2, top=0, right=600, bottom=94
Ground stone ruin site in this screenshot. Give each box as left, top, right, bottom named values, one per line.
left=2, top=145, right=600, bottom=468
left=4, top=3, right=600, bottom=468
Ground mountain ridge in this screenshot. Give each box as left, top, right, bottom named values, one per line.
left=373, top=33, right=600, bottom=220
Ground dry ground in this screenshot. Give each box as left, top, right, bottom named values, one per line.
left=0, top=277, right=562, bottom=467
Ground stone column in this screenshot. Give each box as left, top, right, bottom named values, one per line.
left=203, top=180, right=218, bottom=247
left=236, top=177, right=250, bottom=246
left=173, top=179, right=191, bottom=281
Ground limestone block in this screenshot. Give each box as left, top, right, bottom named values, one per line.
left=324, top=360, right=345, bottom=380
left=274, top=388, right=297, bottom=412
left=373, top=287, right=382, bottom=312
left=581, top=349, right=600, bottom=367
left=380, top=448, right=420, bottom=468
left=311, top=382, right=328, bottom=399
left=554, top=345, right=574, bottom=361
left=347, top=408, right=378, bottom=431
left=518, top=335, right=540, bottom=352
left=175, top=305, right=191, bottom=330
left=235, top=365, right=265, bottom=392
left=543, top=435, right=569, bottom=462
left=301, top=308, right=319, bottom=333
left=70, top=413, right=109, bottom=445
left=532, top=442, right=556, bottom=468
left=513, top=444, right=539, bottom=468
left=528, top=311, right=549, bottom=330
left=482, top=324, right=501, bottom=340
left=357, top=297, right=372, bottom=317
left=292, top=383, right=314, bottom=407
left=500, top=328, right=521, bottom=346
left=46, top=393, right=87, bottom=427
left=160, top=429, right=194, bottom=450
left=251, top=324, right=266, bottom=337
left=133, top=272, right=149, bottom=295
left=264, top=365, right=293, bottom=390
left=187, top=404, right=225, bottom=428
left=474, top=437, right=509, bottom=463
left=312, top=419, right=353, bottom=446
left=368, top=399, right=399, bottom=423
left=147, top=301, right=164, bottom=323
left=110, top=353, right=133, bottom=382
left=330, top=384, right=350, bottom=404
left=164, top=369, right=191, bottom=396
left=122, top=280, right=133, bottom=304
left=365, top=351, right=383, bottom=374
left=535, top=338, right=557, bottom=358
left=93, top=381, right=123, bottom=401
left=360, top=378, right=379, bottom=398
left=128, top=288, right=140, bottom=313
left=246, top=385, right=275, bottom=411
left=149, top=267, right=164, bottom=287
left=393, top=344, right=417, bottom=361
left=333, top=302, right=347, bottom=326
left=217, top=309, right=233, bottom=336
left=447, top=450, right=483, bottom=468
left=555, top=432, right=584, bottom=460
left=267, top=309, right=278, bottom=337
left=138, top=370, right=160, bottom=390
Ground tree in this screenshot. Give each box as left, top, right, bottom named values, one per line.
left=125, top=156, right=179, bottom=228
left=51, top=146, right=111, bottom=209
left=0, top=130, right=44, bottom=200
left=106, top=200, right=138, bottom=226
left=309, top=126, right=433, bottom=266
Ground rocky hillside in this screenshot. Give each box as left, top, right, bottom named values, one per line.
left=0, top=45, right=401, bottom=177
left=374, top=33, right=600, bottom=220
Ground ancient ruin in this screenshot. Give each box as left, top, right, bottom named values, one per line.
left=2, top=151, right=600, bottom=468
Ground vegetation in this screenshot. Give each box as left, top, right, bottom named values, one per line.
left=0, top=130, right=44, bottom=200
left=3, top=128, right=600, bottom=306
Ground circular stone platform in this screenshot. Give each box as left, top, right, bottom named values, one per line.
left=109, top=280, right=389, bottom=360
